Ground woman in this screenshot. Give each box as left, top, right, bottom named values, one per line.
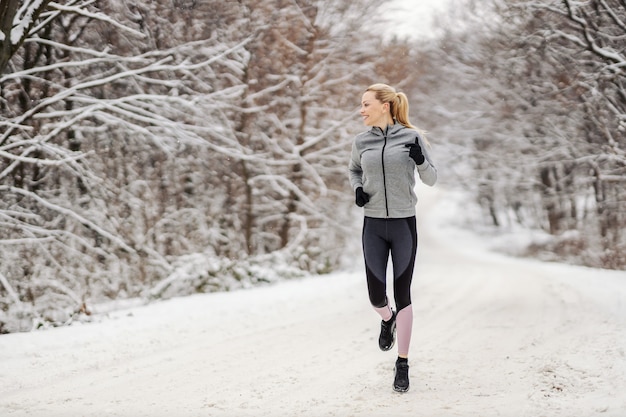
left=348, top=83, right=437, bottom=392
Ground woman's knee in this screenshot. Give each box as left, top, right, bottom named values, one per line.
left=367, top=272, right=387, bottom=308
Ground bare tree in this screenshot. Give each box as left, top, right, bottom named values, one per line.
left=1, top=0, right=396, bottom=332
left=0, top=0, right=251, bottom=331
left=412, top=0, right=625, bottom=268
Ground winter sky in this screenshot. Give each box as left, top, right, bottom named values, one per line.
left=385, top=0, right=458, bottom=39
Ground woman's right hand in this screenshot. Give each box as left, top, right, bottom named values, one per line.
left=355, top=187, right=370, bottom=207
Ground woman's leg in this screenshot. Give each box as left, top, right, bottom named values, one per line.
left=389, top=217, right=417, bottom=358
left=362, top=217, right=391, bottom=313
left=362, top=217, right=397, bottom=351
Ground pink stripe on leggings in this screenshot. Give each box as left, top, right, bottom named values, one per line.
left=374, top=305, right=393, bottom=322
left=396, top=305, right=413, bottom=357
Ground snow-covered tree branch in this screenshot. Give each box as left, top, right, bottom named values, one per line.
left=0, top=0, right=391, bottom=333
left=0, top=0, right=51, bottom=74
left=412, top=0, right=625, bottom=269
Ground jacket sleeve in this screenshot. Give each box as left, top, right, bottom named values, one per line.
left=348, top=140, right=363, bottom=191
left=416, top=136, right=437, bottom=187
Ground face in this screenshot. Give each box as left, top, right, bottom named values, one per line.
left=360, top=91, right=390, bottom=128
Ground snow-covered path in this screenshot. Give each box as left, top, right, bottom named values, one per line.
left=1, top=187, right=625, bottom=417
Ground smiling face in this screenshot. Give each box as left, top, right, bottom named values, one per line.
left=360, top=91, right=392, bottom=129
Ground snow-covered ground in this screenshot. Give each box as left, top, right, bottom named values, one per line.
left=0, top=185, right=625, bottom=417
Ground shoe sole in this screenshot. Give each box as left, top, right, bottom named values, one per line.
left=393, top=384, right=410, bottom=393
left=393, top=364, right=409, bottom=393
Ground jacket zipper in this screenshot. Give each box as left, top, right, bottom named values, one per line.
left=381, top=130, right=389, bottom=218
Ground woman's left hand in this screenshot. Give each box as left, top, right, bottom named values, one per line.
left=405, top=138, right=425, bottom=165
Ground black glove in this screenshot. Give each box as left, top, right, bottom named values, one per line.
left=405, top=138, right=425, bottom=165
left=355, top=187, right=370, bottom=207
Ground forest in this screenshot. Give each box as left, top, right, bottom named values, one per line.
left=1, top=0, right=624, bottom=333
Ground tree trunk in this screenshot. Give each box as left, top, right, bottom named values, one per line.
left=0, top=0, right=20, bottom=74
left=540, top=166, right=562, bottom=235
left=0, top=0, right=51, bottom=74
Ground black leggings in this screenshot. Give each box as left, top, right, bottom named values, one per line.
left=362, top=216, right=417, bottom=311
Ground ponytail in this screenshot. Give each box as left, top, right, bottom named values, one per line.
left=391, top=92, right=415, bottom=130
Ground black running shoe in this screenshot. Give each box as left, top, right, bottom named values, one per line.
left=378, top=310, right=396, bottom=351
left=393, top=357, right=410, bottom=393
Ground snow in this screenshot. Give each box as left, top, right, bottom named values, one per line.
left=10, top=0, right=45, bottom=45
left=0, top=185, right=625, bottom=417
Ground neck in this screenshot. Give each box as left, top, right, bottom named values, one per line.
left=375, top=117, right=394, bottom=130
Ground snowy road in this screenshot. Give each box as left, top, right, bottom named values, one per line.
left=1, top=187, right=625, bottom=417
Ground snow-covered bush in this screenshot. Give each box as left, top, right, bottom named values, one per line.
left=147, top=251, right=309, bottom=301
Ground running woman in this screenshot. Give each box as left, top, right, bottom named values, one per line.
left=348, top=83, right=437, bottom=392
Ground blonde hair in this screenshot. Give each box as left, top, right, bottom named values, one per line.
left=365, top=83, right=429, bottom=144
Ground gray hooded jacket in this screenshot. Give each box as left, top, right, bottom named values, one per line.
left=348, top=123, right=437, bottom=218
